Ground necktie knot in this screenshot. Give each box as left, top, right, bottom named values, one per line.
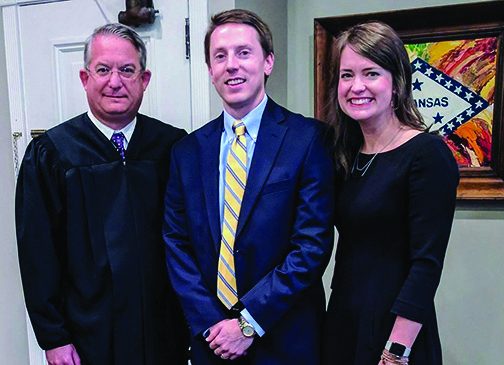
left=111, top=132, right=126, bottom=160
left=232, top=120, right=246, bottom=138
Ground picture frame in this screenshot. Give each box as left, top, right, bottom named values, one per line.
left=314, top=1, right=504, bottom=200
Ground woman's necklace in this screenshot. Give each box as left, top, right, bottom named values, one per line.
left=351, top=126, right=403, bottom=178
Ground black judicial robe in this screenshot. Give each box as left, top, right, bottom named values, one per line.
left=16, top=113, right=189, bottom=364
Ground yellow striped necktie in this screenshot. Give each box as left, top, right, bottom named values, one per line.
left=217, top=120, right=247, bottom=309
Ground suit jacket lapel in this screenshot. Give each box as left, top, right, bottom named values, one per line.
left=236, top=100, right=287, bottom=237
left=201, top=115, right=224, bottom=252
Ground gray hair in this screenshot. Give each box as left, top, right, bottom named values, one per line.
left=83, top=23, right=147, bottom=70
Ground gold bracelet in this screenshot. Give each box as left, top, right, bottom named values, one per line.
left=381, top=349, right=409, bottom=365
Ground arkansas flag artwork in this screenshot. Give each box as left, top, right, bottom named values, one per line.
left=406, top=38, right=496, bottom=167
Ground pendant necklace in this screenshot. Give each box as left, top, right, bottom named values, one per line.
left=351, top=126, right=403, bottom=178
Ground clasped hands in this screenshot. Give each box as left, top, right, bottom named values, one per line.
left=206, top=318, right=254, bottom=360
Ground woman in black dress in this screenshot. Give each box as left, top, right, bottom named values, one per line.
left=322, top=21, right=459, bottom=364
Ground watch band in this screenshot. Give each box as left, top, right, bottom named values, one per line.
left=385, top=341, right=411, bottom=357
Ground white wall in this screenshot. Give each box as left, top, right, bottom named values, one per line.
left=285, top=0, right=503, bottom=363
left=0, top=7, right=30, bottom=365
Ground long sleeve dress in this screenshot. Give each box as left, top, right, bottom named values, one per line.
left=323, top=133, right=459, bottom=364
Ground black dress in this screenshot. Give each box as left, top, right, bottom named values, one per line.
left=322, top=133, right=459, bottom=364
left=16, top=113, right=189, bottom=364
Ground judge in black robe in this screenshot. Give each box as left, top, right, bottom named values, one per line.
left=16, top=111, right=189, bottom=364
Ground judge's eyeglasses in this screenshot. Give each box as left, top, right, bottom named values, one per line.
left=86, top=66, right=142, bottom=81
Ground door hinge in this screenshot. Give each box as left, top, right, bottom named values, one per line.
left=185, top=17, right=190, bottom=60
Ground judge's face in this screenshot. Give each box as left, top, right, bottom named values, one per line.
left=338, top=46, right=395, bottom=126
left=208, top=23, right=274, bottom=119
left=80, top=35, right=151, bottom=129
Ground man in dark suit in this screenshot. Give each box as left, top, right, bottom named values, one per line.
left=163, top=9, right=335, bottom=364
left=16, top=23, right=189, bottom=365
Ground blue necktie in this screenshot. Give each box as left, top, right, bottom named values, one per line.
left=111, top=132, right=126, bottom=161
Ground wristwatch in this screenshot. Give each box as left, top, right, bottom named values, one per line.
left=385, top=341, right=411, bottom=357
left=238, top=317, right=256, bottom=337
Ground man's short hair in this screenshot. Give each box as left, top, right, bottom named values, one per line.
left=84, top=23, right=147, bottom=70
left=204, top=9, right=274, bottom=66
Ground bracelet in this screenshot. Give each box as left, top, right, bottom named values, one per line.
left=381, top=349, right=409, bottom=365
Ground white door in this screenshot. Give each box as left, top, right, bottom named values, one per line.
left=2, top=0, right=209, bottom=363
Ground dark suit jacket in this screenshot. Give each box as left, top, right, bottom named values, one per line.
left=164, top=99, right=335, bottom=364
left=16, top=113, right=189, bottom=364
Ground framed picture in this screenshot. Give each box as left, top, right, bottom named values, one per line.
left=314, top=0, right=504, bottom=200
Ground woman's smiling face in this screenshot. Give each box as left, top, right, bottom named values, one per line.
left=338, top=46, right=395, bottom=125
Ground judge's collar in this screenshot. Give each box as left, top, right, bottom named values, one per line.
left=87, top=111, right=136, bottom=143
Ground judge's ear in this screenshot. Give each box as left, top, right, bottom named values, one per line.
left=140, top=69, right=151, bottom=91
left=80, top=69, right=90, bottom=90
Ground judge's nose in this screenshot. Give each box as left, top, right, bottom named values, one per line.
left=107, top=70, right=124, bottom=88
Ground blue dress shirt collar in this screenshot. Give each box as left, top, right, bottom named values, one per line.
left=222, top=94, right=268, bottom=143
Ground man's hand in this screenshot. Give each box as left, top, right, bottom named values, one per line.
left=46, top=344, right=81, bottom=365
left=206, top=318, right=254, bottom=360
